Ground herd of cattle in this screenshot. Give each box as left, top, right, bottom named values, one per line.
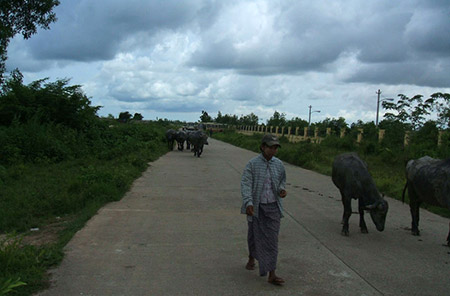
left=165, top=129, right=209, bottom=157
left=332, top=152, right=450, bottom=247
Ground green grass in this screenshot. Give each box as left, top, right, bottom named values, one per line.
left=0, top=121, right=172, bottom=296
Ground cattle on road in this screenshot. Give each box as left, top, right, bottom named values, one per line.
left=188, top=131, right=208, bottom=157
left=175, top=131, right=187, bottom=151
left=165, top=129, right=177, bottom=151
left=332, top=152, right=389, bottom=236
left=402, top=156, right=450, bottom=246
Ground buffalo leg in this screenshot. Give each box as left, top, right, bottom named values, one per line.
left=447, top=222, right=450, bottom=247
left=408, top=187, right=420, bottom=236
left=358, top=199, right=368, bottom=233
left=193, top=144, right=198, bottom=156
left=341, top=194, right=352, bottom=236
left=410, top=202, right=421, bottom=236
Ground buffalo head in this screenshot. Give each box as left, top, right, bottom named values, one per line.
left=365, top=199, right=389, bottom=232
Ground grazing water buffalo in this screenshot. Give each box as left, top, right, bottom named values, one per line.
left=175, top=131, right=187, bottom=151
left=165, top=129, right=176, bottom=150
left=332, top=152, right=389, bottom=236
left=188, top=130, right=208, bottom=157
left=402, top=156, right=450, bottom=246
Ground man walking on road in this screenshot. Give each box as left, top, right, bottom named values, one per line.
left=241, top=134, right=287, bottom=285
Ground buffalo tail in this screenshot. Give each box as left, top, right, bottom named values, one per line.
left=401, top=181, right=408, bottom=204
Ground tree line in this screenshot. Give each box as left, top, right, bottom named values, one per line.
left=208, top=92, right=449, bottom=137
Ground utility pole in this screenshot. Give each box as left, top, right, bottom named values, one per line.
left=376, top=89, right=381, bottom=126
left=308, top=105, right=320, bottom=127
left=308, top=105, right=311, bottom=126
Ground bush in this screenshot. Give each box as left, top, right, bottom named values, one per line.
left=0, top=73, right=100, bottom=130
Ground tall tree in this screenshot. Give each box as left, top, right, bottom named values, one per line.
left=133, top=113, right=143, bottom=120
left=427, top=92, right=450, bottom=129
left=0, top=0, right=60, bottom=83
left=215, top=111, right=223, bottom=123
left=286, top=117, right=308, bottom=129
left=0, top=69, right=100, bottom=129
left=266, top=111, right=286, bottom=127
left=215, top=111, right=238, bottom=125
left=118, top=111, right=132, bottom=123
left=238, top=112, right=259, bottom=126
left=200, top=110, right=212, bottom=122
left=314, top=117, right=348, bottom=134
left=382, top=93, right=450, bottom=130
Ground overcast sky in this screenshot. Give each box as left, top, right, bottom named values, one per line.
left=6, top=0, right=450, bottom=124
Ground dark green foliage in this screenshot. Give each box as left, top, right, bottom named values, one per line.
left=0, top=71, right=100, bottom=130
left=286, top=117, right=308, bottom=130
left=118, top=111, right=132, bottom=123
left=382, top=92, right=450, bottom=130
left=0, top=76, right=170, bottom=295
left=313, top=117, right=348, bottom=136
left=0, top=235, right=62, bottom=295
left=0, top=119, right=169, bottom=294
left=321, top=135, right=355, bottom=152
left=266, top=110, right=286, bottom=127
left=133, top=113, right=143, bottom=120
left=429, top=92, right=450, bottom=129
left=215, top=111, right=239, bottom=125
left=0, top=120, right=168, bottom=231
left=406, top=121, right=439, bottom=158
left=200, top=110, right=213, bottom=122
left=379, top=119, right=407, bottom=149
left=238, top=113, right=259, bottom=126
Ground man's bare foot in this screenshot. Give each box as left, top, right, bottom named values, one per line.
left=245, top=257, right=256, bottom=270
left=268, top=271, right=285, bottom=285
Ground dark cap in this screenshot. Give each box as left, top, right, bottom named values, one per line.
left=261, top=134, right=281, bottom=147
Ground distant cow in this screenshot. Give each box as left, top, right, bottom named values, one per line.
left=185, top=130, right=192, bottom=150
left=188, top=130, right=208, bottom=157
left=332, top=152, right=389, bottom=236
left=165, top=129, right=176, bottom=151
left=175, top=131, right=187, bottom=151
left=402, top=156, right=450, bottom=246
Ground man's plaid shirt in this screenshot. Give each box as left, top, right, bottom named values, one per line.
left=241, top=153, right=286, bottom=221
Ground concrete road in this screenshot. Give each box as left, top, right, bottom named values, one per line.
left=37, top=138, right=450, bottom=296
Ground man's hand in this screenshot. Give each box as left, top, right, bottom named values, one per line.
left=279, top=190, right=287, bottom=198
left=246, top=205, right=254, bottom=216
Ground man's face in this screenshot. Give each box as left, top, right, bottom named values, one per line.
left=262, top=144, right=279, bottom=160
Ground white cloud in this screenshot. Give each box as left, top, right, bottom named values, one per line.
left=4, top=0, right=450, bottom=123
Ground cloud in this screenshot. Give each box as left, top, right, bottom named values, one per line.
left=346, top=60, right=450, bottom=88
left=5, top=0, right=450, bottom=123
left=25, top=0, right=204, bottom=62
left=404, top=6, right=450, bottom=56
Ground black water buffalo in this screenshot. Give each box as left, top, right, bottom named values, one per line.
left=402, top=156, right=450, bottom=246
left=175, top=131, right=187, bottom=151
left=188, top=130, right=208, bottom=157
left=165, top=129, right=176, bottom=150
left=332, top=152, right=389, bottom=236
